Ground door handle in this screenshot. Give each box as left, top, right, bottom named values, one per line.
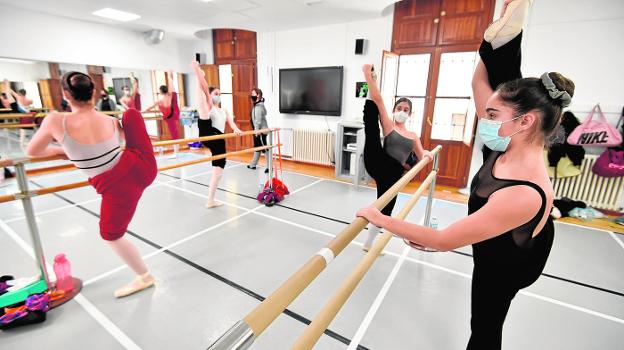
left=440, top=10, right=447, bottom=16
left=427, top=117, right=433, bottom=126
left=433, top=18, right=440, bottom=24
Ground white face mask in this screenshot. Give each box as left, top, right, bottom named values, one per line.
left=393, top=111, right=409, bottom=123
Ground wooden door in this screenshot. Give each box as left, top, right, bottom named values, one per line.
left=420, top=45, right=480, bottom=187
left=229, top=61, right=257, bottom=151
left=234, top=30, right=257, bottom=61
left=438, top=0, right=494, bottom=45
left=392, top=0, right=441, bottom=49
left=200, top=64, right=220, bottom=88
left=213, top=29, right=235, bottom=65
left=38, top=79, right=62, bottom=111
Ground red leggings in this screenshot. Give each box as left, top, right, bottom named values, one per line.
left=165, top=117, right=180, bottom=140
left=89, top=109, right=157, bottom=241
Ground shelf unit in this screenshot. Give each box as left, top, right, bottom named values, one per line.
left=335, top=122, right=369, bottom=187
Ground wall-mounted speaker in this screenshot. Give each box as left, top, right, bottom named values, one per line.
left=355, top=39, right=365, bottom=55
left=195, top=53, right=207, bottom=64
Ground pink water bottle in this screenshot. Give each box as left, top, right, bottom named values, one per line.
left=53, top=254, right=74, bottom=292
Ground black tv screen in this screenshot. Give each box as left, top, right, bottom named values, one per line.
left=279, top=66, right=343, bottom=116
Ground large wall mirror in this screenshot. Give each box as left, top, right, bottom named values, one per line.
left=0, top=57, right=188, bottom=142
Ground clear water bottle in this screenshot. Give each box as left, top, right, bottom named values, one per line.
left=53, top=254, right=74, bottom=292
left=429, top=216, right=439, bottom=230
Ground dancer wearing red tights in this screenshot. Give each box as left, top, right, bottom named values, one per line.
left=27, top=72, right=157, bottom=298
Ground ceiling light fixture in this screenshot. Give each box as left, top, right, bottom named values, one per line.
left=92, top=8, right=141, bottom=22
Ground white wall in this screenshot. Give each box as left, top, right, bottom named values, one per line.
left=522, top=0, right=624, bottom=145
left=0, top=61, right=50, bottom=81
left=463, top=0, right=624, bottom=192
left=0, top=6, right=206, bottom=73
left=257, top=13, right=394, bottom=131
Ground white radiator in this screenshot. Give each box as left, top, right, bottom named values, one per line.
left=552, top=154, right=624, bottom=211
left=292, top=129, right=335, bottom=166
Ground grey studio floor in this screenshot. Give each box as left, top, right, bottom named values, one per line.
left=1, top=131, right=623, bottom=350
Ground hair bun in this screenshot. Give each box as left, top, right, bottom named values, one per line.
left=62, top=71, right=94, bottom=102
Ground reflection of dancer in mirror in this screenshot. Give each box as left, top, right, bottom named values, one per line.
left=360, top=64, right=431, bottom=253
left=119, top=73, right=141, bottom=110
left=1, top=79, right=20, bottom=113
left=12, top=88, right=33, bottom=112
left=359, top=2, right=576, bottom=349
left=27, top=72, right=157, bottom=298
left=143, top=72, right=180, bottom=158
left=96, top=90, right=117, bottom=112
left=191, top=61, right=243, bottom=208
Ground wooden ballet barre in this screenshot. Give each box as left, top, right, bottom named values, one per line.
left=0, top=128, right=277, bottom=167
left=152, top=128, right=278, bottom=147
left=208, top=145, right=442, bottom=350
left=0, top=144, right=276, bottom=204
left=291, top=170, right=438, bottom=350
left=0, top=123, right=37, bottom=129
left=0, top=113, right=43, bottom=120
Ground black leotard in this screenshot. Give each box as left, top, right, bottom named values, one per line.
left=466, top=150, right=554, bottom=349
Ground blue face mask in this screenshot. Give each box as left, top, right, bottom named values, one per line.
left=212, top=95, right=221, bottom=105
left=477, top=115, right=524, bottom=152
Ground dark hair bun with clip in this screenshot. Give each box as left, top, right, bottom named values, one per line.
left=61, top=71, right=94, bottom=102
left=498, top=72, right=575, bottom=141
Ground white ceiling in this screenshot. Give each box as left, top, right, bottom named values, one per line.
left=1, top=0, right=398, bottom=39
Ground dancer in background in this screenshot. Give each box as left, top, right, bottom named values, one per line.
left=191, top=61, right=242, bottom=208
left=360, top=64, right=431, bottom=253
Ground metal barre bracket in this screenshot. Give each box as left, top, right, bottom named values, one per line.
left=207, top=320, right=255, bottom=350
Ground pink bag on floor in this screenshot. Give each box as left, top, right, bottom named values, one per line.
left=567, top=105, right=622, bottom=146
left=592, top=149, right=624, bottom=177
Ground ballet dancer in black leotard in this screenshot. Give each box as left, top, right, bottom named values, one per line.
left=360, top=64, right=431, bottom=253
left=358, top=1, right=575, bottom=348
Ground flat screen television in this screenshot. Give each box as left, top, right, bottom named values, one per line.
left=279, top=66, right=343, bottom=116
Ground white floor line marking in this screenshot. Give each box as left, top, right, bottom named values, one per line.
left=554, top=220, right=613, bottom=234
left=289, top=179, right=324, bottom=195
left=163, top=162, right=244, bottom=182
left=73, top=294, right=143, bottom=350
left=159, top=181, right=251, bottom=212
left=347, top=246, right=411, bottom=349
left=0, top=218, right=142, bottom=349
left=4, top=198, right=101, bottom=223
left=347, top=218, right=424, bottom=350
left=84, top=211, right=254, bottom=287
left=249, top=209, right=624, bottom=326
left=4, top=179, right=179, bottom=223
left=251, top=210, right=338, bottom=238
left=518, top=290, right=624, bottom=325
left=0, top=218, right=36, bottom=258
left=8, top=162, right=624, bottom=328
left=608, top=231, right=624, bottom=252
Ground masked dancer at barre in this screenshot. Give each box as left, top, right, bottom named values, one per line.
left=191, top=61, right=243, bottom=208
left=358, top=1, right=574, bottom=348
